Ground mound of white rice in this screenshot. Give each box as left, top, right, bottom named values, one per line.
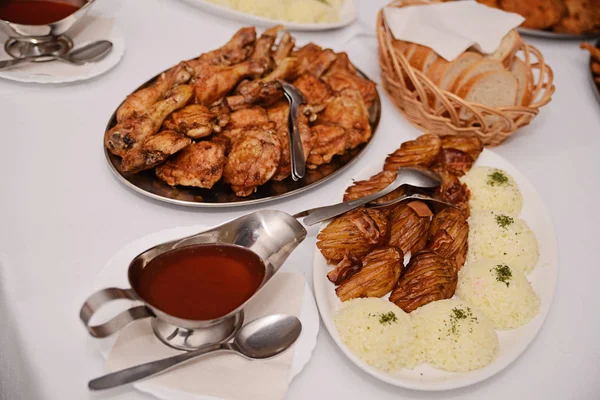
left=410, top=299, right=498, bottom=372
left=456, top=260, right=541, bottom=330
left=467, top=210, right=539, bottom=275
left=334, top=298, right=414, bottom=372
left=460, top=166, right=523, bottom=216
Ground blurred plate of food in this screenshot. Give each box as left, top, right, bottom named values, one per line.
left=177, top=0, right=356, bottom=31
left=104, top=26, right=380, bottom=207
left=581, top=40, right=600, bottom=103
left=312, top=134, right=558, bottom=390
left=474, top=0, right=600, bottom=39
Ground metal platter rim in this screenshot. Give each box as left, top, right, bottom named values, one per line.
left=518, top=27, right=600, bottom=40
left=103, top=67, right=381, bottom=209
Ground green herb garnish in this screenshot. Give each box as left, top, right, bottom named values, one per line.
left=492, top=264, right=512, bottom=287
left=446, top=307, right=478, bottom=336
left=495, top=214, right=514, bottom=229
left=369, top=311, right=398, bottom=325
left=487, top=171, right=509, bottom=187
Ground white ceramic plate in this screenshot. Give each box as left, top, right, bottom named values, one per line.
left=91, top=224, right=320, bottom=400
left=312, top=149, right=558, bottom=391
left=177, top=0, right=356, bottom=31
left=0, top=20, right=124, bottom=84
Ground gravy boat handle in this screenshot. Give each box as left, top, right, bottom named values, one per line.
left=79, top=288, right=153, bottom=338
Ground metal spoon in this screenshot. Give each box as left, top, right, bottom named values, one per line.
left=87, top=314, right=302, bottom=391
left=294, top=167, right=441, bottom=226
left=279, top=80, right=306, bottom=181
left=0, top=40, right=113, bottom=71
left=367, top=192, right=458, bottom=210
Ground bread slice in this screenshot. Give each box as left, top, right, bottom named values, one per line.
left=510, top=57, right=533, bottom=106
left=432, top=52, right=482, bottom=109
left=426, top=57, right=450, bottom=86
left=484, top=29, right=521, bottom=68
left=403, top=43, right=419, bottom=61
left=450, top=59, right=505, bottom=94
left=457, top=69, right=518, bottom=120
left=408, top=45, right=439, bottom=74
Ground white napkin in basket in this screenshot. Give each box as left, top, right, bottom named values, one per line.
left=106, top=272, right=305, bottom=400
left=383, top=1, right=525, bottom=62
left=0, top=15, right=115, bottom=77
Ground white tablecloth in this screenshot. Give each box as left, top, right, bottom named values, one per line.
left=1, top=0, right=599, bottom=399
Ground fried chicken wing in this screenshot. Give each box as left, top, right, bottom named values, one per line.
left=440, top=135, right=484, bottom=162
left=389, top=250, right=458, bottom=313
left=388, top=201, right=432, bottom=255
left=327, top=252, right=363, bottom=285
left=120, top=131, right=191, bottom=173
left=222, top=127, right=281, bottom=196
left=336, top=246, right=404, bottom=301
left=323, top=53, right=378, bottom=108
left=267, top=101, right=315, bottom=181
left=117, top=62, right=194, bottom=122
left=319, top=88, right=372, bottom=150
left=317, top=208, right=388, bottom=264
left=273, top=31, right=295, bottom=65
left=194, top=58, right=269, bottom=106
left=189, top=27, right=256, bottom=73
left=432, top=165, right=471, bottom=216
left=436, top=148, right=474, bottom=177
left=163, top=104, right=217, bottom=139
left=105, top=85, right=193, bottom=157
left=553, top=0, right=599, bottom=34
left=498, top=0, right=566, bottom=30
left=427, top=207, right=469, bottom=269
left=306, top=123, right=348, bottom=168
left=384, top=134, right=442, bottom=171
left=219, top=106, right=270, bottom=143
left=293, top=73, right=335, bottom=114
left=343, top=170, right=397, bottom=201
left=155, top=140, right=227, bottom=189
left=292, top=43, right=337, bottom=77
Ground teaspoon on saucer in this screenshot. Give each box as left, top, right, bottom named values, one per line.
left=0, top=40, right=112, bottom=70
left=87, top=314, right=302, bottom=391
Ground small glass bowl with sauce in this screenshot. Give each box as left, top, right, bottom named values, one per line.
left=79, top=210, right=307, bottom=351
left=0, top=0, right=96, bottom=39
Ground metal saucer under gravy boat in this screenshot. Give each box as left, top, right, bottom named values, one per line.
left=79, top=210, right=307, bottom=351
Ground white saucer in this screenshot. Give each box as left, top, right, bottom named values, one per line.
left=90, top=224, right=320, bottom=400
left=0, top=18, right=124, bottom=84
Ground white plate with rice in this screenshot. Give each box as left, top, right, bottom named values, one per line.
left=177, top=0, right=356, bottom=31
left=312, top=148, right=558, bottom=391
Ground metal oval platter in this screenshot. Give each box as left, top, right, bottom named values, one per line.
left=518, top=27, right=600, bottom=40
left=104, top=69, right=380, bottom=208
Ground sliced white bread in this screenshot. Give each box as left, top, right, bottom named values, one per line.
left=483, top=29, right=521, bottom=68
left=449, top=59, right=505, bottom=94
left=510, top=57, right=533, bottom=106
left=457, top=69, right=518, bottom=120
left=433, top=52, right=482, bottom=109
left=409, top=46, right=439, bottom=75
left=426, top=57, right=450, bottom=86
left=403, top=43, right=419, bottom=61
left=391, top=40, right=407, bottom=58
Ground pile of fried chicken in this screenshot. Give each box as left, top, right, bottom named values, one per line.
left=317, top=133, right=484, bottom=313
left=104, top=26, right=377, bottom=197
left=476, top=0, right=600, bottom=35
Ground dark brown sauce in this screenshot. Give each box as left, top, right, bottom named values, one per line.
left=0, top=1, right=81, bottom=25
left=135, top=244, right=265, bottom=321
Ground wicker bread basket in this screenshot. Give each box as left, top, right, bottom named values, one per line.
left=377, top=0, right=555, bottom=146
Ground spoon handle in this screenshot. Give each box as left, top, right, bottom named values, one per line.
left=0, top=56, right=39, bottom=70
left=88, top=343, right=224, bottom=391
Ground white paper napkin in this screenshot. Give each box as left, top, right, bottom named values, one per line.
left=383, top=1, right=525, bottom=62
left=0, top=15, right=115, bottom=77
left=106, top=272, right=305, bottom=400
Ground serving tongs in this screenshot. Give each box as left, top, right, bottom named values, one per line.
left=278, top=80, right=306, bottom=181
left=293, top=167, right=456, bottom=226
